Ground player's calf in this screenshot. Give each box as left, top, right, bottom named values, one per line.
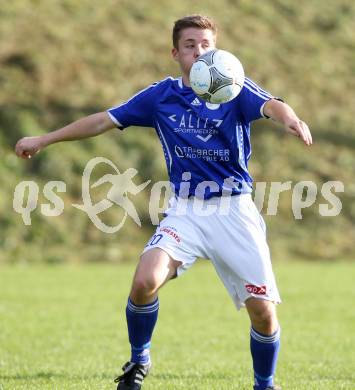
left=116, top=249, right=181, bottom=388
left=246, top=298, right=281, bottom=390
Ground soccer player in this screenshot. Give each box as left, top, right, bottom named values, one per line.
left=15, top=14, right=312, bottom=390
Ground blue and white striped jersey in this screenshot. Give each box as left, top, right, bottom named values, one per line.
left=107, top=76, right=274, bottom=199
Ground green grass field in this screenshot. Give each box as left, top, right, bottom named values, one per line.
left=0, top=261, right=354, bottom=390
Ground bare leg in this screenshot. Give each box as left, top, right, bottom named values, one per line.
left=130, top=248, right=182, bottom=305
left=245, top=298, right=281, bottom=389
left=245, top=298, right=279, bottom=335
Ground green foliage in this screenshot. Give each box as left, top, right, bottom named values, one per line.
left=1, top=0, right=354, bottom=263
left=0, top=262, right=354, bottom=389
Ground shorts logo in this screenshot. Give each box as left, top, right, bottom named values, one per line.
left=159, top=226, right=181, bottom=243
left=245, top=284, right=267, bottom=295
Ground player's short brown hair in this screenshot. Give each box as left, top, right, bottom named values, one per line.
left=172, top=15, right=218, bottom=49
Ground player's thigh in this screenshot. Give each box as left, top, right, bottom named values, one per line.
left=208, top=195, right=281, bottom=309
left=142, top=213, right=205, bottom=277
left=132, top=248, right=182, bottom=291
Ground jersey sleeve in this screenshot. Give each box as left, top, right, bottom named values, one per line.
left=107, top=79, right=169, bottom=129
left=236, top=77, right=275, bottom=123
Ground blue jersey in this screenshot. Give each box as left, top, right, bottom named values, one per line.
left=107, top=76, right=274, bottom=199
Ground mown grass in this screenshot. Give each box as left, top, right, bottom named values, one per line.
left=0, top=261, right=354, bottom=389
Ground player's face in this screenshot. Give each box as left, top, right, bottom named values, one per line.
left=172, top=28, right=216, bottom=86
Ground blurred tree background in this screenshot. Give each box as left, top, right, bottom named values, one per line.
left=0, top=0, right=354, bottom=264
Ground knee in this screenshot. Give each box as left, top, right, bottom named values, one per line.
left=132, top=274, right=159, bottom=295
left=247, top=299, right=279, bottom=335
left=129, top=249, right=178, bottom=304
left=130, top=264, right=164, bottom=303
left=253, top=308, right=275, bottom=328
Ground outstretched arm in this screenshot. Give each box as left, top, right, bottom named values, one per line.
left=263, top=99, right=312, bottom=146
left=15, top=111, right=115, bottom=159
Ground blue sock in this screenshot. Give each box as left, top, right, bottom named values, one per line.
left=250, top=326, right=281, bottom=390
left=126, top=297, right=159, bottom=365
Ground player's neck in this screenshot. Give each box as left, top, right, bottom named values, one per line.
left=181, top=74, right=191, bottom=87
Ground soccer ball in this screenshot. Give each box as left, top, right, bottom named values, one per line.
left=189, top=49, right=245, bottom=104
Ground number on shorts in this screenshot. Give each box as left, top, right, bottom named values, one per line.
left=148, top=234, right=163, bottom=246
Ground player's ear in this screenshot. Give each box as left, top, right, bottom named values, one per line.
left=171, top=47, right=179, bottom=61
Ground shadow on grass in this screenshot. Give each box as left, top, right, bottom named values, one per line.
left=153, top=372, right=235, bottom=380
left=0, top=371, right=235, bottom=381
left=0, top=371, right=114, bottom=381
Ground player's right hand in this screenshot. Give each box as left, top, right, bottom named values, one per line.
left=15, top=136, right=44, bottom=159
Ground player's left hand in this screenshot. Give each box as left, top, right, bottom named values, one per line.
left=284, top=119, right=312, bottom=146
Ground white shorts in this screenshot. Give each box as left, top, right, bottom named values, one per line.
left=142, top=194, right=281, bottom=310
